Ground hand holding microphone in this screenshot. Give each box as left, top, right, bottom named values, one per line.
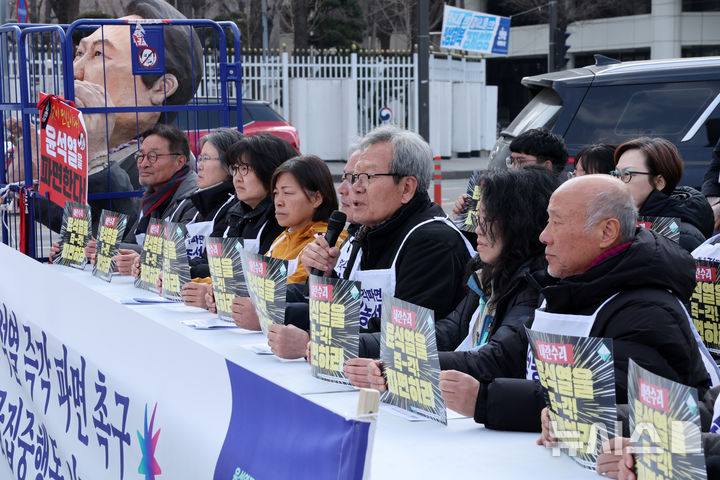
left=305, top=210, right=347, bottom=277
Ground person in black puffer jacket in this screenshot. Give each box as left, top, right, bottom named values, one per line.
left=613, top=136, right=713, bottom=252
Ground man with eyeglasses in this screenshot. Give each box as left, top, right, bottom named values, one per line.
left=505, top=128, right=569, bottom=174
left=301, top=125, right=474, bottom=361
left=112, top=124, right=197, bottom=269
left=452, top=128, right=569, bottom=221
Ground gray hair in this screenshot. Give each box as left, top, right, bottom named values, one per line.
left=347, top=138, right=362, bottom=158
left=360, top=125, right=433, bottom=192
left=199, top=128, right=244, bottom=174
left=584, top=186, right=638, bottom=242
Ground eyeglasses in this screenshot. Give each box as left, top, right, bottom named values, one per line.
left=505, top=154, right=536, bottom=168
left=135, top=151, right=182, bottom=164
left=230, top=162, right=250, bottom=177
left=197, top=154, right=220, bottom=164
left=348, top=172, right=396, bottom=188
left=609, top=169, right=652, bottom=183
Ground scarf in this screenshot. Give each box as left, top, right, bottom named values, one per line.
left=137, top=164, right=191, bottom=234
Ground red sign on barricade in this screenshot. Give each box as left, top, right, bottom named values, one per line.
left=37, top=93, right=88, bottom=207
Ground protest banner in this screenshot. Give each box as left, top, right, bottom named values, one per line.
left=526, top=328, right=616, bottom=470
left=637, top=216, right=681, bottom=244
left=160, top=221, right=190, bottom=301
left=134, top=220, right=164, bottom=294
left=92, top=210, right=128, bottom=282
left=239, top=250, right=288, bottom=335
left=53, top=201, right=91, bottom=269
left=379, top=295, right=446, bottom=425
left=207, top=237, right=248, bottom=322
left=691, top=259, right=720, bottom=358
left=37, top=93, right=88, bottom=207
left=0, top=243, right=373, bottom=480
left=440, top=5, right=511, bottom=55
left=628, top=359, right=706, bottom=480
left=309, top=275, right=361, bottom=384
left=453, top=170, right=481, bottom=233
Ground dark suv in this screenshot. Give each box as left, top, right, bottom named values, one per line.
left=488, top=56, right=720, bottom=187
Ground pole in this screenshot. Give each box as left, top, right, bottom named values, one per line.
left=433, top=155, right=442, bottom=205
left=417, top=0, right=430, bottom=142
left=548, top=0, right=557, bottom=73
left=261, top=0, right=269, bottom=59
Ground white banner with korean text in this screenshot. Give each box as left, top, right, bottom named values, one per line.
left=0, top=243, right=232, bottom=480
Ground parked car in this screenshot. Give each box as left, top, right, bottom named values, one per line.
left=180, top=99, right=300, bottom=155
left=488, top=56, right=720, bottom=187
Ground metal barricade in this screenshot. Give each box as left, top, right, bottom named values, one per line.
left=0, top=18, right=243, bottom=260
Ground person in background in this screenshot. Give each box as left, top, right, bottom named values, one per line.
left=701, top=138, right=720, bottom=232
left=613, top=136, right=713, bottom=252
left=574, top=143, right=615, bottom=176
left=452, top=127, right=569, bottom=220
left=345, top=165, right=557, bottom=387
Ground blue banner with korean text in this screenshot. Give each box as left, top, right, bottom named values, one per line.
left=441, top=5, right=510, bottom=55
left=213, top=361, right=371, bottom=480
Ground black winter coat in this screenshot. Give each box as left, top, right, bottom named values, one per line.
left=639, top=186, right=713, bottom=252
left=182, top=180, right=237, bottom=277
left=357, top=191, right=473, bottom=357
left=190, top=196, right=284, bottom=279
left=471, top=228, right=711, bottom=432
left=437, top=258, right=546, bottom=370
left=702, top=139, right=720, bottom=198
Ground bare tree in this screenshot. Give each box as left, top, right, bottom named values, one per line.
left=46, top=0, right=80, bottom=23
left=359, top=0, right=450, bottom=51
left=502, top=0, right=644, bottom=30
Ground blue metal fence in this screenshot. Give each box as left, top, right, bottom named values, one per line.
left=0, top=18, right=243, bottom=260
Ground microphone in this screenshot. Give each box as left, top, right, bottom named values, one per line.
left=310, top=210, right=347, bottom=276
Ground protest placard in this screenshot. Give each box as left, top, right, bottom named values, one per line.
left=53, top=201, right=91, bottom=269
left=628, top=359, right=706, bottom=480
left=691, top=259, right=720, bottom=358
left=379, top=295, right=446, bottom=424
left=161, top=221, right=191, bottom=301
left=454, top=170, right=481, bottom=233
left=207, top=237, right=248, bottom=322
left=37, top=93, right=88, bottom=206
left=309, top=275, right=361, bottom=384
left=239, top=250, right=288, bottom=335
left=92, top=210, right=128, bottom=282
left=526, top=328, right=617, bottom=470
left=134, top=220, right=164, bottom=294
left=637, top=216, right=681, bottom=244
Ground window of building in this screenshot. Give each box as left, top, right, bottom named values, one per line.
left=682, top=45, right=720, bottom=57
left=573, top=49, right=651, bottom=68
left=682, top=0, right=720, bottom=12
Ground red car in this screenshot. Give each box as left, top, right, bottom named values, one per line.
left=184, top=99, right=300, bottom=156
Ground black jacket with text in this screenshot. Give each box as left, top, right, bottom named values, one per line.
left=357, top=191, right=472, bottom=357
